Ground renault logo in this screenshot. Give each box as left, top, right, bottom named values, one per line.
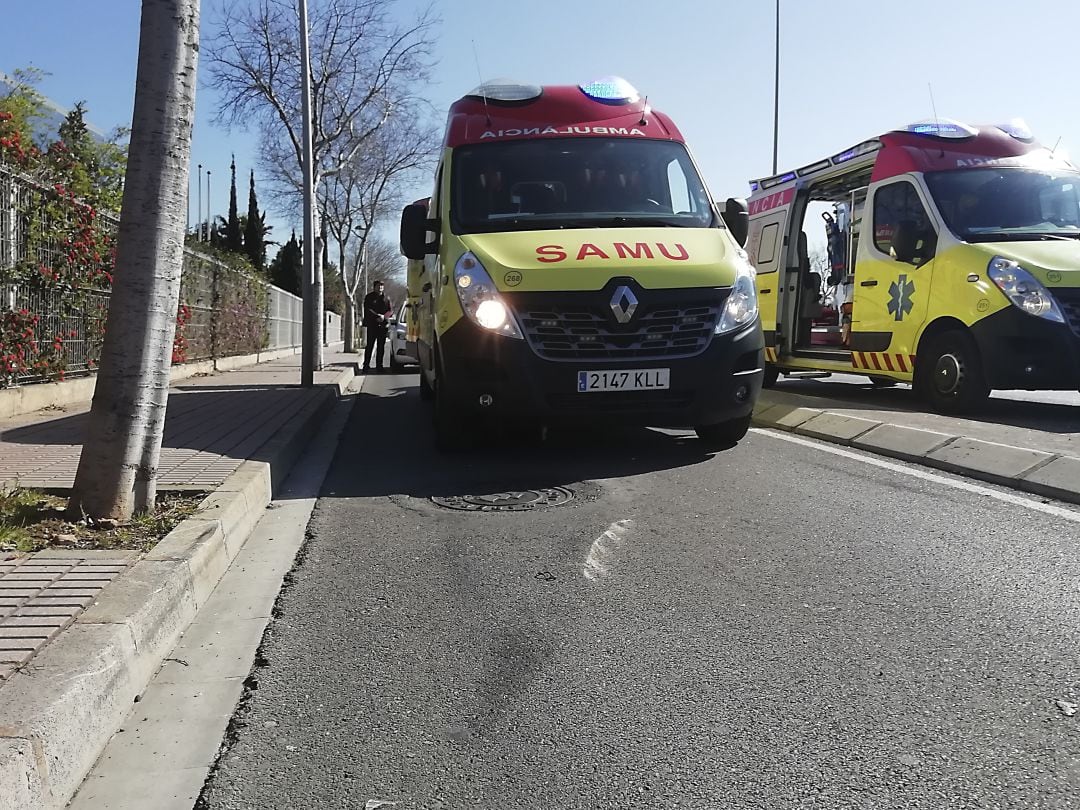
left=609, top=285, right=639, bottom=324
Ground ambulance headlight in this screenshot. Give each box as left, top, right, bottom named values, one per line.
left=453, top=252, right=523, bottom=338
left=476, top=300, right=509, bottom=330
left=715, top=269, right=759, bottom=334
left=987, top=257, right=1065, bottom=323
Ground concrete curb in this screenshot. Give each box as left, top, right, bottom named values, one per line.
left=752, top=391, right=1080, bottom=505
left=0, top=364, right=358, bottom=810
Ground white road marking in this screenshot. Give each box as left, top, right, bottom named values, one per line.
left=583, top=519, right=634, bottom=581
left=751, top=428, right=1080, bottom=524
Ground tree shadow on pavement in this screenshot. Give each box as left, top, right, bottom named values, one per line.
left=0, top=387, right=328, bottom=464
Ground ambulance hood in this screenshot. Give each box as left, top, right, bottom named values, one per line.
left=458, top=227, right=740, bottom=292
left=975, top=239, right=1080, bottom=286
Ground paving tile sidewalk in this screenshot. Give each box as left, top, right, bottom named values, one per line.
left=0, top=351, right=358, bottom=490
left=0, top=351, right=359, bottom=682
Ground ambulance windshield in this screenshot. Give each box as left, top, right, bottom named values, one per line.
left=926, top=167, right=1080, bottom=242
left=451, top=138, right=716, bottom=233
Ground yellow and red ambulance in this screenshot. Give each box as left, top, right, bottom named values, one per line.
left=400, top=77, right=763, bottom=449
left=746, top=119, right=1080, bottom=412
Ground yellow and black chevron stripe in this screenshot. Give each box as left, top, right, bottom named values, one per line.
left=850, top=351, right=916, bottom=374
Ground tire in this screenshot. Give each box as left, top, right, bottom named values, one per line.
left=418, top=367, right=434, bottom=401
left=390, top=353, right=403, bottom=371
left=762, top=365, right=781, bottom=389
left=695, top=414, right=752, bottom=450
left=916, top=329, right=990, bottom=414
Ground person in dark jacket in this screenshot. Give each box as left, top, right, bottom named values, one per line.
left=362, top=280, right=393, bottom=372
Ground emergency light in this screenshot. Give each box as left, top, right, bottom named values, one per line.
left=996, top=119, right=1034, bottom=142
left=832, top=138, right=882, bottom=165
left=760, top=171, right=796, bottom=189
left=467, top=80, right=543, bottom=104
left=579, top=76, right=640, bottom=105
left=905, top=119, right=977, bottom=139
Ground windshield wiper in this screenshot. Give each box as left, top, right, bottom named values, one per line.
left=967, top=231, right=1080, bottom=242
left=590, top=216, right=688, bottom=228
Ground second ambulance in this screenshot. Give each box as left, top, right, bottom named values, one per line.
left=401, top=77, right=763, bottom=449
left=746, top=119, right=1080, bottom=412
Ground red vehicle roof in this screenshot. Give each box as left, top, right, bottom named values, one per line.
left=871, top=127, right=1051, bottom=182
left=443, top=85, right=684, bottom=148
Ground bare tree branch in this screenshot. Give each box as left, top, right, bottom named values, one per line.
left=205, top=0, right=439, bottom=220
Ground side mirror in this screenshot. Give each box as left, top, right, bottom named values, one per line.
left=722, top=197, right=749, bottom=248
left=890, top=219, right=934, bottom=265
left=400, top=203, right=438, bottom=261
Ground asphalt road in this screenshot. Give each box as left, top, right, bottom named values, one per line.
left=199, top=371, right=1080, bottom=810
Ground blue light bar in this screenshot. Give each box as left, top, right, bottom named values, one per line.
left=997, top=118, right=1033, bottom=141
left=905, top=118, right=977, bottom=139
left=579, top=76, right=640, bottom=105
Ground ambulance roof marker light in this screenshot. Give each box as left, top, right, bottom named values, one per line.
left=997, top=118, right=1034, bottom=142
left=579, top=76, right=641, bottom=105
left=832, top=138, right=882, bottom=165
left=466, top=79, right=544, bottom=104
left=904, top=118, right=978, bottom=139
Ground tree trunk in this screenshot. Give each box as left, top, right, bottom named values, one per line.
left=340, top=241, right=355, bottom=352
left=67, top=0, right=201, bottom=521
left=343, top=295, right=355, bottom=353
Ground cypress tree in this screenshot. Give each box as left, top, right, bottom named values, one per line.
left=226, top=155, right=243, bottom=252
left=268, top=230, right=302, bottom=295
left=244, top=170, right=266, bottom=270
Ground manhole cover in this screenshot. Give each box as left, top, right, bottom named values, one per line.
left=431, top=487, right=575, bottom=512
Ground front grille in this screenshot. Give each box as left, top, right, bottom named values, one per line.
left=510, top=286, right=728, bottom=362
left=1053, top=287, right=1080, bottom=336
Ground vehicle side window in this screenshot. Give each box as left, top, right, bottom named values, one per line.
left=873, top=182, right=933, bottom=254
left=757, top=222, right=779, bottom=264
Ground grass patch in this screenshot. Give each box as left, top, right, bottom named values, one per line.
left=0, top=489, right=205, bottom=554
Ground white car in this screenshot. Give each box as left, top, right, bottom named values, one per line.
left=388, top=302, right=419, bottom=369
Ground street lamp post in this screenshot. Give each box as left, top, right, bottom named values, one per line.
left=205, top=169, right=212, bottom=242
left=196, top=163, right=202, bottom=241
left=772, top=0, right=780, bottom=175
left=298, top=0, right=316, bottom=387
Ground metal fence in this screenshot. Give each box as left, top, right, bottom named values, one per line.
left=0, top=165, right=326, bottom=387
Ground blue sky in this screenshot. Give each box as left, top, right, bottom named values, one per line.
left=4, top=0, right=1079, bottom=256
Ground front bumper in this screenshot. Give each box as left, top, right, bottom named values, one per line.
left=969, top=306, right=1080, bottom=390
left=437, top=318, right=764, bottom=428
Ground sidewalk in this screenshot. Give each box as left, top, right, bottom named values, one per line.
left=0, top=352, right=361, bottom=810
left=0, top=354, right=356, bottom=491
left=754, top=385, right=1080, bottom=505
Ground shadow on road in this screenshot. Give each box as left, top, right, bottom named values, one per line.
left=320, top=379, right=725, bottom=501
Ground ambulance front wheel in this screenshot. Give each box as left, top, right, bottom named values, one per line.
left=916, top=329, right=990, bottom=414
left=762, top=365, right=781, bottom=389
left=695, top=414, right=752, bottom=450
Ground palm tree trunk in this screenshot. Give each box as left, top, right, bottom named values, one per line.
left=68, top=0, right=201, bottom=521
